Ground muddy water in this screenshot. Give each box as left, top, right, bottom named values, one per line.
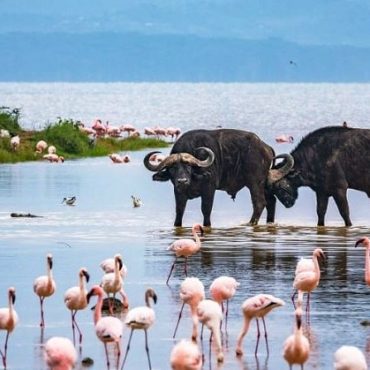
left=0, top=153, right=369, bottom=370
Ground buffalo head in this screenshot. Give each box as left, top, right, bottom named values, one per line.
left=269, top=154, right=300, bottom=208
left=143, top=147, right=215, bottom=192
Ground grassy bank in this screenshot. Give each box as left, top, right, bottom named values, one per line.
left=0, top=108, right=168, bottom=164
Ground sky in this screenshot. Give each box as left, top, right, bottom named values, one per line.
left=1, top=0, right=370, bottom=47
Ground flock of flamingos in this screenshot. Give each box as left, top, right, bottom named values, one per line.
left=0, top=221, right=370, bottom=370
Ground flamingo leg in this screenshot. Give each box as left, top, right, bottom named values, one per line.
left=2, top=331, right=10, bottom=368
left=262, top=317, right=269, bottom=356
left=184, top=257, right=188, bottom=277
left=70, top=311, right=76, bottom=345
left=166, top=258, right=177, bottom=285
left=116, top=342, right=121, bottom=370
left=121, top=328, right=134, bottom=370
left=200, top=323, right=204, bottom=341
left=291, top=289, right=297, bottom=309
left=0, top=348, right=5, bottom=368
left=39, top=296, right=45, bottom=327
left=173, top=302, right=185, bottom=338
left=225, top=300, right=229, bottom=330
left=104, top=342, right=110, bottom=368
left=254, top=319, right=261, bottom=356
left=119, top=289, right=129, bottom=309
left=72, top=311, right=83, bottom=344
left=144, top=329, right=152, bottom=370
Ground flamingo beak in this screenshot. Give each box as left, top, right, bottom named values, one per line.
left=86, top=289, right=94, bottom=304
left=48, top=256, right=53, bottom=269
left=355, top=238, right=366, bottom=248
left=83, top=270, right=90, bottom=283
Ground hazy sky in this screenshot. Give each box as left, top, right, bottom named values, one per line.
left=1, top=0, right=370, bottom=46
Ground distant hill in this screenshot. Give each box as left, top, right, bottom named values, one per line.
left=1, top=32, right=370, bottom=82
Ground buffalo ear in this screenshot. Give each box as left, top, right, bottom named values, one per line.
left=153, top=170, right=170, bottom=182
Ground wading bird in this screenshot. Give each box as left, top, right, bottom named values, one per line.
left=355, top=237, right=370, bottom=285
left=170, top=339, right=202, bottom=370
left=173, top=277, right=205, bottom=340
left=0, top=287, right=18, bottom=368
left=197, top=299, right=224, bottom=363
left=209, top=275, right=240, bottom=329
left=166, top=224, right=204, bottom=285
left=64, top=268, right=90, bottom=344
left=292, top=248, right=325, bottom=313
left=44, top=337, right=77, bottom=370
left=131, top=195, right=142, bottom=208
left=87, top=285, right=123, bottom=369
left=333, top=345, right=367, bottom=370
left=283, top=291, right=310, bottom=369
left=236, top=294, right=285, bottom=357
left=121, top=288, right=157, bottom=370
left=33, top=254, right=56, bottom=327
left=62, top=196, right=76, bottom=206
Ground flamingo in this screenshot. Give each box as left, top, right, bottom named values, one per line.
left=235, top=294, right=285, bottom=357
left=87, top=285, right=123, bottom=369
left=0, top=287, right=18, bottom=368
left=355, top=237, right=370, bottom=285
left=33, top=253, right=56, bottom=327
left=196, top=299, right=224, bottom=363
left=35, top=140, right=48, bottom=153
left=170, top=339, right=202, bottom=370
left=173, top=277, right=205, bottom=340
left=43, top=154, right=64, bottom=163
left=334, top=345, right=367, bottom=370
left=121, top=288, right=157, bottom=370
left=100, top=254, right=128, bottom=278
left=109, top=153, right=130, bottom=163
left=144, top=127, right=156, bottom=138
left=44, top=336, right=77, bottom=370
left=63, top=268, right=90, bottom=344
left=101, top=254, right=128, bottom=313
left=275, top=135, right=294, bottom=143
left=209, top=276, right=240, bottom=329
left=10, top=135, right=20, bottom=150
left=120, top=124, right=136, bottom=136
left=48, top=145, right=57, bottom=154
left=292, top=248, right=325, bottom=313
left=283, top=291, right=310, bottom=369
left=166, top=224, right=204, bottom=285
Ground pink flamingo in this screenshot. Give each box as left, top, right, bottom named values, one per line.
left=43, top=154, right=64, bottom=163
left=166, top=127, right=182, bottom=142
left=334, top=345, right=367, bottom=370
left=109, top=153, right=130, bottom=164
left=44, top=336, right=77, bottom=370
left=153, top=126, right=167, bottom=139
left=121, top=288, right=157, bottom=370
left=33, top=254, right=56, bottom=327
left=144, top=127, right=156, bottom=137
left=10, top=135, right=20, bottom=150
left=166, top=224, right=204, bottom=285
left=92, top=119, right=107, bottom=136
left=173, top=277, right=205, bottom=340
left=197, top=299, right=224, bottom=363
left=120, top=124, right=136, bottom=136
left=235, top=294, right=285, bottom=357
left=100, top=254, right=128, bottom=279
left=275, top=135, right=294, bottom=143
left=170, top=339, right=202, bottom=370
left=283, top=291, right=310, bottom=369
left=209, top=276, right=240, bottom=328
left=292, top=248, right=325, bottom=313
left=63, top=268, right=90, bottom=344
left=0, top=287, right=18, bottom=368
left=355, top=237, right=370, bottom=285
left=101, top=254, right=129, bottom=313
left=87, top=285, right=123, bottom=369
left=35, top=140, right=48, bottom=153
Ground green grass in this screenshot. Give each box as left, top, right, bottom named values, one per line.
left=0, top=109, right=169, bottom=164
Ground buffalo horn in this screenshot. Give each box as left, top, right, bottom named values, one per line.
left=268, top=154, right=294, bottom=184
left=179, top=147, right=215, bottom=167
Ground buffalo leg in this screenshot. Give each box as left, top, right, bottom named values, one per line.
left=332, top=189, right=352, bottom=226
left=316, top=192, right=329, bottom=226
left=265, top=190, right=276, bottom=223
left=248, top=185, right=266, bottom=225
left=174, top=191, right=188, bottom=227
left=201, top=191, right=215, bottom=227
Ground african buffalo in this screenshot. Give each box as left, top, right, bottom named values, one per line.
left=272, top=126, right=370, bottom=226
left=143, top=129, right=292, bottom=227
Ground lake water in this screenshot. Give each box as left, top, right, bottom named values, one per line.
left=0, top=83, right=369, bottom=370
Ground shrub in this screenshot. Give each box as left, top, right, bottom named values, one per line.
left=0, top=107, right=21, bottom=135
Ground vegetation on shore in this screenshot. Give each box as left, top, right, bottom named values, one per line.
left=0, top=107, right=168, bottom=164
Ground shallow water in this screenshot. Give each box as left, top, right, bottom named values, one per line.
left=0, top=153, right=369, bottom=370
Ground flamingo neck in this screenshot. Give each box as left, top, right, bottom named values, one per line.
left=93, top=292, right=103, bottom=325
left=114, top=259, right=120, bottom=283
left=79, top=275, right=85, bottom=295
left=365, top=247, right=370, bottom=284
left=145, top=294, right=152, bottom=307
left=8, top=294, right=14, bottom=320
left=192, top=230, right=201, bottom=252
left=313, top=255, right=321, bottom=280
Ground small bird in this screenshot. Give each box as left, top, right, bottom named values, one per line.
left=283, top=291, right=310, bottom=369
left=131, top=195, right=143, bottom=208
left=121, top=288, right=157, bottom=370
left=33, top=253, right=56, bottom=327
left=333, top=345, right=367, bottom=370
left=292, top=248, right=325, bottom=313
left=64, top=268, right=90, bottom=344
left=197, top=299, right=224, bottom=363
left=0, top=287, right=19, bottom=369
left=44, top=336, right=77, bottom=370
left=166, top=224, right=204, bottom=285
left=236, top=294, right=285, bottom=357
left=87, top=285, right=123, bottom=369
left=209, top=275, right=240, bottom=329
left=355, top=237, right=370, bottom=285
left=173, top=277, right=205, bottom=340
left=170, top=339, right=202, bottom=370
left=62, top=196, right=76, bottom=206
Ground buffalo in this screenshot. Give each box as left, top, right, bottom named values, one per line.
left=272, top=126, right=370, bottom=226
left=144, top=129, right=292, bottom=227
